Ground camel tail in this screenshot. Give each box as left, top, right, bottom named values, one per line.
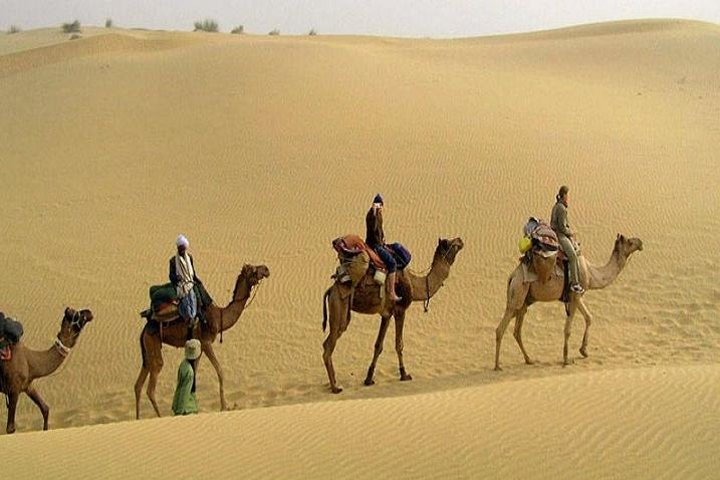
left=322, top=287, right=331, bottom=332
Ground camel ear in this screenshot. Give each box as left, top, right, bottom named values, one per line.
left=438, top=238, right=442, bottom=246
left=64, top=307, right=71, bottom=316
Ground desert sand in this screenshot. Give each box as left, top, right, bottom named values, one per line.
left=1, top=19, right=719, bottom=478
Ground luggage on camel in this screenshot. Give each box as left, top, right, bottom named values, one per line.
left=140, top=283, right=213, bottom=323
left=331, top=235, right=412, bottom=290
left=0, top=312, right=23, bottom=361
left=520, top=217, right=559, bottom=260
left=332, top=235, right=371, bottom=286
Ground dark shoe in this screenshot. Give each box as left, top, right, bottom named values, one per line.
left=571, top=284, right=585, bottom=294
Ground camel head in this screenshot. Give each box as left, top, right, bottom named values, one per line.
left=615, top=234, right=644, bottom=259
left=58, top=307, right=94, bottom=348
left=434, top=237, right=464, bottom=266
left=233, top=264, right=271, bottom=297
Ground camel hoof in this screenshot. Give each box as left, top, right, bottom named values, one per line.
left=6, top=426, right=15, bottom=435
left=525, top=359, right=535, bottom=365
left=563, top=359, right=575, bottom=367
left=364, top=378, right=375, bottom=386
left=400, top=373, right=413, bottom=381
left=579, top=347, right=588, bottom=358
left=331, top=386, right=343, bottom=394
left=494, top=365, right=503, bottom=371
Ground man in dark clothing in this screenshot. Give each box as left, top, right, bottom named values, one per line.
left=365, top=193, right=402, bottom=302
left=551, top=185, right=584, bottom=294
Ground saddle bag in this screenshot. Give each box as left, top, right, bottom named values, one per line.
left=389, top=242, right=412, bottom=270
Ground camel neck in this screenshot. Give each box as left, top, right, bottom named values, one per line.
left=409, top=260, right=450, bottom=302
left=211, top=278, right=253, bottom=334
left=587, top=248, right=625, bottom=290
left=26, top=341, right=67, bottom=380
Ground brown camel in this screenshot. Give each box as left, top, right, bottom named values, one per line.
left=495, top=234, right=643, bottom=370
left=322, top=237, right=464, bottom=393
left=134, top=264, right=269, bottom=418
left=0, top=307, right=94, bottom=434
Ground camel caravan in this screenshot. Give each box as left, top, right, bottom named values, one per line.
left=0, top=187, right=644, bottom=432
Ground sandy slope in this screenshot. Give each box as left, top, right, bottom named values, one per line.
left=3, top=365, right=720, bottom=479
left=0, top=17, right=719, bottom=476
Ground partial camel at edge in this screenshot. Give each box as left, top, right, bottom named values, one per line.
left=495, top=234, right=643, bottom=370
left=322, top=238, right=464, bottom=394
left=0, top=307, right=94, bottom=434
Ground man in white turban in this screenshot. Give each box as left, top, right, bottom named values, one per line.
left=169, top=235, right=203, bottom=337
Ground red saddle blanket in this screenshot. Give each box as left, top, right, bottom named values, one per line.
left=333, top=234, right=387, bottom=272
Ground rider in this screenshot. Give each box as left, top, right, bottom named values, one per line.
left=365, top=193, right=402, bottom=302
left=169, top=235, right=204, bottom=337
left=551, top=186, right=584, bottom=294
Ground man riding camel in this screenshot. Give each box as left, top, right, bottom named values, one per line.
left=169, top=235, right=205, bottom=337
left=365, top=193, right=402, bottom=302
left=551, top=185, right=584, bottom=294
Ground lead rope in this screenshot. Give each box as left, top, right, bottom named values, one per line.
left=220, top=281, right=262, bottom=344
left=424, top=275, right=431, bottom=312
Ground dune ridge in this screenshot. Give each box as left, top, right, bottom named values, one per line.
left=3, top=364, right=719, bottom=479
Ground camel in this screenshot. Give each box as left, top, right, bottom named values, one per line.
left=0, top=307, right=94, bottom=434
left=134, top=264, right=269, bottom=419
left=495, top=234, right=643, bottom=370
left=322, top=237, right=464, bottom=393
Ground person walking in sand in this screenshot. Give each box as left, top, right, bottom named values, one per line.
left=169, top=235, right=203, bottom=338
left=551, top=185, right=584, bottom=294
left=365, top=193, right=402, bottom=302
left=172, top=339, right=201, bottom=416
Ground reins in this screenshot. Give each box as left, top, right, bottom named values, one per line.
left=220, top=279, right=262, bottom=344
left=406, top=244, right=456, bottom=313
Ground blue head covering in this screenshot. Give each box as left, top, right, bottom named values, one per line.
left=373, top=193, right=384, bottom=205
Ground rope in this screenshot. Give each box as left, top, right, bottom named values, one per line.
left=219, top=280, right=263, bottom=344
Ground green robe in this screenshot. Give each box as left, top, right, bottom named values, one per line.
left=172, top=360, right=198, bottom=415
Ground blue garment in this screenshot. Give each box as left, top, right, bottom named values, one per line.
left=374, top=245, right=397, bottom=273
left=178, top=289, right=197, bottom=320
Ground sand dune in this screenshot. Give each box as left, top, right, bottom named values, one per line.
left=4, top=365, right=720, bottom=479
left=0, top=17, right=719, bottom=477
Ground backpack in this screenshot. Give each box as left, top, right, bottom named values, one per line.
left=389, top=242, right=412, bottom=270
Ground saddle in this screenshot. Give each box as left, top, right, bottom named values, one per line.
left=333, top=235, right=386, bottom=272
left=0, top=312, right=23, bottom=361
left=140, top=283, right=212, bottom=324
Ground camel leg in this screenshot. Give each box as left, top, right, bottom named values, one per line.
left=144, top=345, right=164, bottom=417
left=563, top=300, right=579, bottom=366
left=394, top=311, right=412, bottom=381
left=134, top=366, right=149, bottom=420
left=513, top=306, right=534, bottom=365
left=364, top=315, right=391, bottom=386
left=202, top=342, right=226, bottom=411
left=495, top=307, right=516, bottom=371
left=577, top=297, right=593, bottom=358
left=322, top=330, right=344, bottom=394
left=25, top=385, right=50, bottom=431
left=323, top=291, right=348, bottom=394
left=5, top=391, right=19, bottom=434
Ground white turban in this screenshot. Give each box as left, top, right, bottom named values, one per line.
left=176, top=234, right=189, bottom=248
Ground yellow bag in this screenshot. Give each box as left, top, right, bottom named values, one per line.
left=518, top=236, right=532, bottom=254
